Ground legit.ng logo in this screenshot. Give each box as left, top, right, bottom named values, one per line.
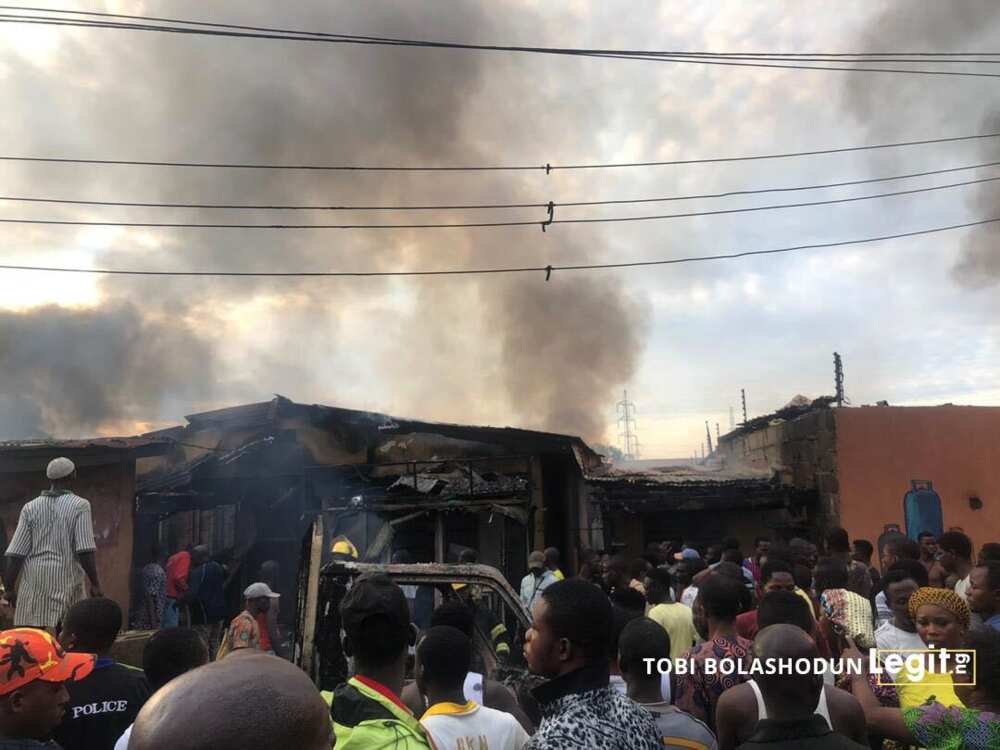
left=874, top=648, right=976, bottom=686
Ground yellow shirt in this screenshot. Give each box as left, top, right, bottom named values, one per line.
left=647, top=603, right=700, bottom=661
left=894, top=669, right=962, bottom=710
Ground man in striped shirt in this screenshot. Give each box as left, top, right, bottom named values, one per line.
left=2, top=457, right=102, bottom=633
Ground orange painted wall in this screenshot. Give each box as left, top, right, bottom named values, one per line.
left=835, top=406, right=1000, bottom=553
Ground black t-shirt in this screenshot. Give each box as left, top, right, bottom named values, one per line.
left=52, top=660, right=150, bottom=750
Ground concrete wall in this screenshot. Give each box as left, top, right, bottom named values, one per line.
left=718, top=424, right=785, bottom=472
left=779, top=409, right=839, bottom=534
left=835, top=406, right=1000, bottom=552
left=718, top=408, right=838, bottom=540
left=0, top=461, right=135, bottom=622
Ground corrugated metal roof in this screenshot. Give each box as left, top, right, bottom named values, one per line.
left=182, top=395, right=600, bottom=462
left=0, top=436, right=173, bottom=453
left=588, top=463, right=772, bottom=486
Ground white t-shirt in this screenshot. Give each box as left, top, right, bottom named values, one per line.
left=421, top=701, right=529, bottom=750
left=464, top=671, right=484, bottom=703
left=681, top=586, right=699, bottom=609
left=748, top=679, right=831, bottom=726
left=874, top=621, right=926, bottom=676
left=114, top=724, right=132, bottom=750
left=874, top=590, right=892, bottom=628
left=955, top=575, right=971, bottom=601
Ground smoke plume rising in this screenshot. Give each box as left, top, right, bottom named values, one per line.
left=843, top=1, right=1000, bottom=288
left=0, top=2, right=648, bottom=441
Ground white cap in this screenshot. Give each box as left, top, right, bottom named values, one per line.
left=243, top=582, right=280, bottom=599
left=46, top=457, right=76, bottom=481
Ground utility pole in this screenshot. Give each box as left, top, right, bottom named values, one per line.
left=617, top=390, right=640, bottom=460
left=834, top=352, right=845, bottom=407
left=741, top=389, right=748, bottom=424
left=705, top=421, right=713, bottom=455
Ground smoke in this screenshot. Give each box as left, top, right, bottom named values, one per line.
left=0, top=303, right=225, bottom=438
left=842, top=1, right=1000, bottom=288
left=488, top=275, right=648, bottom=439
left=0, top=2, right=647, bottom=442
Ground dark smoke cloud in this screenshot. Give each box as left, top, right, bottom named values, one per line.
left=0, top=1, right=648, bottom=441
left=0, top=303, right=228, bottom=438
left=488, top=275, right=649, bottom=439
left=842, top=1, right=1000, bottom=288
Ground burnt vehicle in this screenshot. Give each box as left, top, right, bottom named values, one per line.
left=296, top=556, right=537, bottom=698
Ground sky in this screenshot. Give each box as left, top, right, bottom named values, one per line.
left=1, top=1, right=999, bottom=456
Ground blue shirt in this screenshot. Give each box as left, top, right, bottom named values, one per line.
left=985, top=613, right=1000, bottom=631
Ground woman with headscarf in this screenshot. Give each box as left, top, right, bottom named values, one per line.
left=893, top=587, right=971, bottom=711
left=844, top=587, right=968, bottom=720
left=846, top=626, right=1000, bottom=750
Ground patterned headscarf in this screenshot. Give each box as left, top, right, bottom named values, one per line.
left=820, top=588, right=876, bottom=648
left=907, top=587, right=971, bottom=629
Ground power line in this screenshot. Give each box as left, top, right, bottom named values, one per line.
left=3, top=131, right=998, bottom=173
left=6, top=6, right=1000, bottom=60
left=6, top=9, right=1000, bottom=75
left=556, top=175, right=1000, bottom=225
left=0, top=214, right=997, bottom=277
left=4, top=158, right=1000, bottom=211
left=2, top=174, right=995, bottom=229
left=5, top=11, right=1000, bottom=78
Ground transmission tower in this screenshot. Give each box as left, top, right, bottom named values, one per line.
left=617, top=390, right=640, bottom=460
left=741, top=388, right=748, bottom=424
left=834, top=352, right=846, bottom=407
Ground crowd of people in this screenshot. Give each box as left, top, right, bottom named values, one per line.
left=507, top=528, right=1000, bottom=749
left=136, top=543, right=283, bottom=659
left=2, top=458, right=1000, bottom=748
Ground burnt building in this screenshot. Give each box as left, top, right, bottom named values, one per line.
left=587, top=460, right=814, bottom=559
left=134, top=395, right=603, bottom=627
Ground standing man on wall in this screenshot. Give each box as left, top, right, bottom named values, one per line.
left=2, top=458, right=102, bottom=633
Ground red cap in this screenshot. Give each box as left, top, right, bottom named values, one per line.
left=0, top=629, right=95, bottom=695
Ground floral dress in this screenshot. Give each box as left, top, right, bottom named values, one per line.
left=903, top=702, right=1000, bottom=749
left=135, top=562, right=166, bottom=629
